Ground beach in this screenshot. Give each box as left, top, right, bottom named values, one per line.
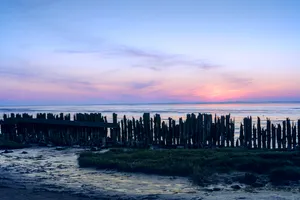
left=0, top=187, right=93, bottom=200
left=1, top=103, right=300, bottom=199
left=0, top=147, right=300, bottom=200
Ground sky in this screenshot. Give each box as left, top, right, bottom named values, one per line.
left=0, top=0, right=300, bottom=105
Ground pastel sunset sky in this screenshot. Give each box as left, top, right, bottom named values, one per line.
left=1, top=0, right=300, bottom=105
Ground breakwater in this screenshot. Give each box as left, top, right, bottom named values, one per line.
left=0, top=113, right=299, bottom=150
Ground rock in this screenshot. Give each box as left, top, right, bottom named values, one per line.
left=252, top=182, right=264, bottom=188
left=213, top=187, right=221, bottom=191
left=55, top=147, right=67, bottom=151
left=91, top=147, right=98, bottom=151
left=239, top=173, right=257, bottom=185
left=204, top=188, right=214, bottom=192
left=204, top=187, right=221, bottom=192
left=3, top=150, right=13, bottom=154
left=231, top=185, right=241, bottom=190
left=21, top=151, right=28, bottom=154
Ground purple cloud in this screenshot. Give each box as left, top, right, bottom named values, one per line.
left=129, top=81, right=158, bottom=90
left=0, top=63, right=100, bottom=92
left=221, top=73, right=253, bottom=87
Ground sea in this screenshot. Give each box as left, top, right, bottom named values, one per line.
left=1, top=103, right=300, bottom=199
left=0, top=103, right=300, bottom=131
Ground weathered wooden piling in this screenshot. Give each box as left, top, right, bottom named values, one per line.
left=266, top=119, right=271, bottom=149
left=239, top=123, right=244, bottom=147
left=287, top=119, right=292, bottom=150
left=272, top=124, right=276, bottom=149
left=257, top=117, right=262, bottom=149
left=253, top=125, right=257, bottom=149
left=1, top=112, right=299, bottom=151
left=262, top=128, right=267, bottom=149
left=282, top=121, right=286, bottom=149
left=277, top=124, right=282, bottom=150
left=230, top=120, right=235, bottom=148
left=292, top=125, right=297, bottom=149
left=298, top=120, right=300, bottom=147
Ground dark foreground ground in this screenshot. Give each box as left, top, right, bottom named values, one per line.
left=0, top=188, right=92, bottom=200
left=1, top=146, right=300, bottom=200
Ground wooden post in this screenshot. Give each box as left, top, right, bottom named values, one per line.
left=216, top=118, right=221, bottom=147
left=298, top=120, right=300, bottom=147
left=243, top=118, right=248, bottom=147
left=253, top=125, right=257, bottom=149
left=292, top=125, right=297, bottom=150
left=272, top=124, right=276, bottom=149
left=123, top=115, right=128, bottom=145
left=240, top=123, right=244, bottom=147
left=139, top=117, right=144, bottom=146
left=287, top=119, right=292, bottom=150
left=226, top=115, right=230, bottom=147
left=186, top=114, right=191, bottom=147
left=150, top=117, right=154, bottom=145
left=262, top=128, right=266, bottom=149
left=230, top=120, right=235, bottom=148
left=153, top=115, right=158, bottom=145
left=282, top=121, right=286, bottom=149
left=111, top=113, right=117, bottom=145
left=128, top=120, right=133, bottom=147
left=167, top=117, right=172, bottom=146
left=191, top=113, right=196, bottom=147
left=195, top=114, right=200, bottom=147
left=220, top=116, right=225, bottom=147
left=179, top=118, right=184, bottom=146
left=277, top=124, right=281, bottom=150
left=143, top=113, right=150, bottom=147
left=266, top=119, right=271, bottom=149
left=172, top=119, right=176, bottom=146
left=121, top=119, right=124, bottom=144
left=175, top=124, right=180, bottom=145
left=207, top=114, right=213, bottom=147
left=155, top=114, right=161, bottom=145
left=132, top=118, right=136, bottom=145
left=257, top=117, right=262, bottom=149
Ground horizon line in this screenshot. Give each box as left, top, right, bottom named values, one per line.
left=1, top=100, right=300, bottom=107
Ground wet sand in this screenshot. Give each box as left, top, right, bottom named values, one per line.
left=0, top=187, right=94, bottom=200
left=1, top=185, right=300, bottom=200
left=1, top=147, right=300, bottom=200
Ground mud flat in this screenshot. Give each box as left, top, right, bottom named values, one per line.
left=0, top=187, right=92, bottom=200
left=0, top=147, right=300, bottom=200
left=78, top=148, right=300, bottom=186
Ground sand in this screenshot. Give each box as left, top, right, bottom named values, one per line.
left=0, top=187, right=94, bottom=200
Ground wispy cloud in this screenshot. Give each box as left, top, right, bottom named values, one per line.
left=221, top=73, right=253, bottom=87
left=55, top=43, right=220, bottom=71
left=29, top=15, right=220, bottom=71
left=129, top=81, right=158, bottom=90
left=0, top=63, right=100, bottom=92
left=111, top=45, right=220, bottom=71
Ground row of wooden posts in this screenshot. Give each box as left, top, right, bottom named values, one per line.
left=0, top=113, right=300, bottom=150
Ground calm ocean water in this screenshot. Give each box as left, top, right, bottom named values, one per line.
left=0, top=103, right=300, bottom=128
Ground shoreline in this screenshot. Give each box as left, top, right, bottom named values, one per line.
left=0, top=177, right=300, bottom=200
left=0, top=187, right=95, bottom=200
left=1, top=147, right=300, bottom=200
